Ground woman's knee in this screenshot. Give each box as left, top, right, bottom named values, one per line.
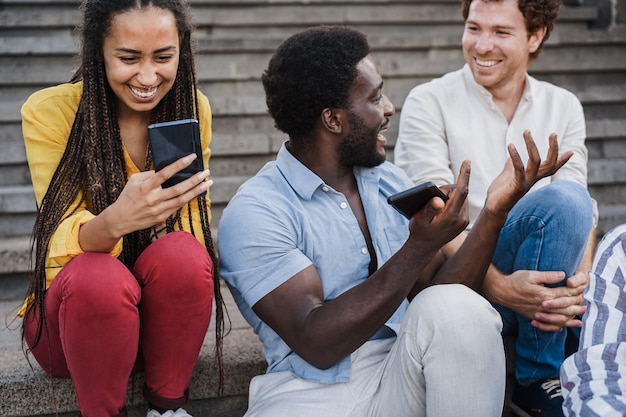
left=134, top=232, right=214, bottom=295
left=139, top=231, right=212, bottom=271
left=58, top=253, right=141, bottom=311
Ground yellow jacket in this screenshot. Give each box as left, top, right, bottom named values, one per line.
left=21, top=82, right=213, bottom=300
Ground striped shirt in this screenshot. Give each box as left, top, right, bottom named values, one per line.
left=561, top=224, right=626, bottom=416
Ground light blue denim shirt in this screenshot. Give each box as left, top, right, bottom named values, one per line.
left=219, top=142, right=415, bottom=383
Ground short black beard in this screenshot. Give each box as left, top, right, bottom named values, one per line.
left=338, top=110, right=386, bottom=168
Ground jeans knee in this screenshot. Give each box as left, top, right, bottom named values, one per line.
left=551, top=182, right=593, bottom=240
left=518, top=181, right=593, bottom=239
left=549, top=181, right=592, bottom=213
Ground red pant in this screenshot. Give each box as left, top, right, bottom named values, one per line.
left=24, top=231, right=214, bottom=417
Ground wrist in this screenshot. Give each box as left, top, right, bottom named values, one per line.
left=481, top=267, right=507, bottom=305
left=404, top=238, right=440, bottom=268
left=98, top=205, right=126, bottom=241
left=481, top=204, right=509, bottom=226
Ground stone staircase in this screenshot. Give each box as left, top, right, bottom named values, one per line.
left=0, top=0, right=625, bottom=416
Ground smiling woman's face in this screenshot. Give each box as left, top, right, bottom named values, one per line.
left=102, top=6, right=180, bottom=117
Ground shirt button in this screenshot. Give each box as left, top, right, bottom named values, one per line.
left=361, top=247, right=368, bottom=254
left=340, top=202, right=348, bottom=209
left=322, top=186, right=329, bottom=192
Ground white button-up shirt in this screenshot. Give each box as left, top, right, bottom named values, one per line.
left=394, top=64, right=590, bottom=227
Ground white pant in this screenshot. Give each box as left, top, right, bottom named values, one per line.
left=245, top=284, right=506, bottom=417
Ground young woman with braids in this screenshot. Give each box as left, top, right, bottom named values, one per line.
left=18, top=1, right=225, bottom=416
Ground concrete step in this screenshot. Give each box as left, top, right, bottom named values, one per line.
left=2, top=38, right=625, bottom=91
left=0, top=280, right=265, bottom=417
left=3, top=20, right=622, bottom=61
left=0, top=1, right=599, bottom=33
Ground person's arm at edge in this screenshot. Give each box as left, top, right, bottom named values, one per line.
left=561, top=225, right=626, bottom=415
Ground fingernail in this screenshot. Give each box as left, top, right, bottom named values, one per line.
left=197, top=169, right=210, bottom=180
left=200, top=179, right=213, bottom=191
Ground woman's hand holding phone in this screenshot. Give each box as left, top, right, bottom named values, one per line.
left=103, top=153, right=211, bottom=238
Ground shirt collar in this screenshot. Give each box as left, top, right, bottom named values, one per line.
left=275, top=140, right=380, bottom=201
left=275, top=141, right=325, bottom=201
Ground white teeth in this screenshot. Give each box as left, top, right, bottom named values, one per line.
left=476, top=59, right=498, bottom=67
left=130, top=86, right=157, bottom=98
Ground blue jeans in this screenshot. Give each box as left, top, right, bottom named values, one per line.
left=491, top=181, right=593, bottom=384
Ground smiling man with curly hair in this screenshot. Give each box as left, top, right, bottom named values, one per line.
left=395, top=1, right=596, bottom=416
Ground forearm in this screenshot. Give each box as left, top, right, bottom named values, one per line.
left=434, top=208, right=507, bottom=290
left=78, top=204, right=126, bottom=253
left=576, top=227, right=596, bottom=274
left=441, top=230, right=508, bottom=303
left=292, top=241, right=440, bottom=369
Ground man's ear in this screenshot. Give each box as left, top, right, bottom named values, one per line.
left=321, top=108, right=343, bottom=134
left=528, top=26, right=547, bottom=54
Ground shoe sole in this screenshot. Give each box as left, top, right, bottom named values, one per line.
left=509, top=403, right=533, bottom=417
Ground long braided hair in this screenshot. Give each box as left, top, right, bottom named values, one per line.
left=22, top=0, right=226, bottom=393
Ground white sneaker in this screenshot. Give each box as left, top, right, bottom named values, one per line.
left=147, top=410, right=173, bottom=417
left=147, top=408, right=192, bottom=417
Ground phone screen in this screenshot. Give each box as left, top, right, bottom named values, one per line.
left=148, top=119, right=204, bottom=188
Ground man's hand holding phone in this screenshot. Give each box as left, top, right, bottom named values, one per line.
left=387, top=181, right=449, bottom=219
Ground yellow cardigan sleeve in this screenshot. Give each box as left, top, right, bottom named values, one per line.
left=21, top=83, right=123, bottom=288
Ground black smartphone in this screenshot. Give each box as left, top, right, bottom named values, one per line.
left=148, top=119, right=204, bottom=188
left=387, top=181, right=449, bottom=219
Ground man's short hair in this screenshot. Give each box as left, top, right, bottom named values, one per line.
left=262, top=25, right=370, bottom=138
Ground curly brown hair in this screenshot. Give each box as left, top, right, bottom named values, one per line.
left=461, top=0, right=563, bottom=60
